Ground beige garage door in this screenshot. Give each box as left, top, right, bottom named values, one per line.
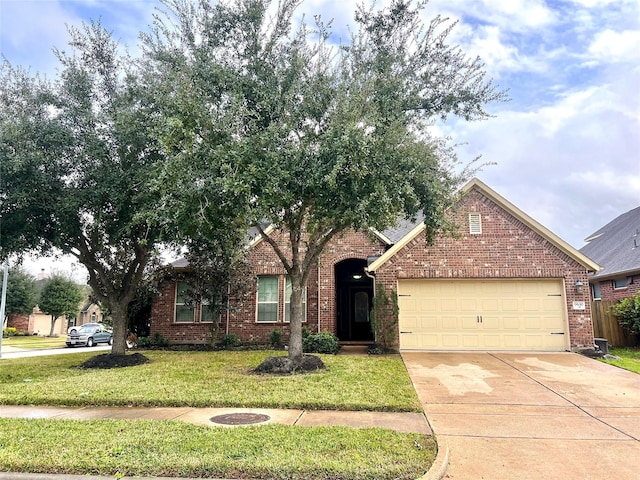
left=397, top=279, right=569, bottom=351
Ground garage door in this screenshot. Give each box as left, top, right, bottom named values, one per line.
left=397, top=279, right=568, bottom=351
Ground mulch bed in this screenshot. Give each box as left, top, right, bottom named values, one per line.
left=253, top=354, right=325, bottom=375
left=79, top=353, right=150, bottom=369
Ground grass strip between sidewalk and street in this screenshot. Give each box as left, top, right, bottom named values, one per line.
left=0, top=418, right=435, bottom=480
left=0, top=350, right=422, bottom=411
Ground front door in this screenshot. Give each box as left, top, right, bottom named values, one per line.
left=335, top=259, right=374, bottom=342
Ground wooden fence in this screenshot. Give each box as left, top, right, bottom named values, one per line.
left=591, top=300, right=638, bottom=347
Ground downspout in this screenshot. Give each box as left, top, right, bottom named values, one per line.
left=317, top=259, right=321, bottom=333
left=225, top=285, right=230, bottom=335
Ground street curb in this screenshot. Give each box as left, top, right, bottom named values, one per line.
left=420, top=435, right=449, bottom=480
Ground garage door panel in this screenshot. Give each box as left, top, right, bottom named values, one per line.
left=398, top=279, right=568, bottom=351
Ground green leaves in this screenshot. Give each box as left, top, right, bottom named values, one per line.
left=39, top=275, right=84, bottom=322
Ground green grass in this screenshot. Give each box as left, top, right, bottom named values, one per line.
left=0, top=350, right=432, bottom=479
left=2, top=335, right=66, bottom=349
left=601, top=347, right=640, bottom=374
left=0, top=350, right=422, bottom=411
left=0, top=418, right=435, bottom=480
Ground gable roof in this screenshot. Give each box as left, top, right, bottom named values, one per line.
left=367, top=178, right=600, bottom=273
left=579, top=206, right=640, bottom=280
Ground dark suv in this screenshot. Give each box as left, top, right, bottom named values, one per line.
left=66, top=323, right=112, bottom=347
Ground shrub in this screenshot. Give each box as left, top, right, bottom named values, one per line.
left=612, top=293, right=640, bottom=336
left=269, top=329, right=283, bottom=349
left=301, top=326, right=312, bottom=339
left=370, top=284, right=399, bottom=353
left=136, top=333, right=169, bottom=348
left=303, top=332, right=340, bottom=354
left=2, top=327, right=18, bottom=338
left=220, top=333, right=241, bottom=348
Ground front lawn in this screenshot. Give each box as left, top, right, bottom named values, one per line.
left=0, top=350, right=422, bottom=411
left=2, top=335, right=66, bottom=349
left=601, top=347, right=640, bottom=374
left=0, top=418, right=434, bottom=480
left=0, top=350, right=432, bottom=479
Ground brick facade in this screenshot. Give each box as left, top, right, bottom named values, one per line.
left=150, top=183, right=596, bottom=350
left=150, top=229, right=387, bottom=344
left=372, top=187, right=595, bottom=350
left=596, top=276, right=640, bottom=302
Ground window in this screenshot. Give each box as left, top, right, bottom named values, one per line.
left=175, top=282, right=195, bottom=323
left=284, top=277, right=306, bottom=323
left=200, top=299, right=217, bottom=323
left=469, top=213, right=482, bottom=234
left=613, top=278, right=628, bottom=289
left=257, top=276, right=279, bottom=322
left=591, top=283, right=601, bottom=300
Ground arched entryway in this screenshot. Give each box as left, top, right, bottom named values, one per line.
left=335, top=259, right=374, bottom=342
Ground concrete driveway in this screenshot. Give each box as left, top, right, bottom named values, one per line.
left=402, top=352, right=640, bottom=480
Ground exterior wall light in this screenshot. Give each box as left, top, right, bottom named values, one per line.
left=574, top=279, right=584, bottom=294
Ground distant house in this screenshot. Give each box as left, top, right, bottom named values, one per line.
left=579, top=206, right=640, bottom=302
left=7, top=290, right=103, bottom=336
left=150, top=178, right=599, bottom=352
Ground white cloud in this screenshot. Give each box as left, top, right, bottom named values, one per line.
left=429, top=0, right=556, bottom=32
left=587, top=29, right=640, bottom=63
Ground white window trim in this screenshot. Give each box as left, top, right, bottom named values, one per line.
left=284, top=277, right=307, bottom=323
left=199, top=299, right=218, bottom=323
left=175, top=282, right=195, bottom=323
left=256, top=275, right=279, bottom=323
left=613, top=278, right=629, bottom=290
left=469, top=213, right=482, bottom=234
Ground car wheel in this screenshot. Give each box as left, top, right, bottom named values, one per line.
left=108, top=337, right=113, bottom=345
left=87, top=337, right=94, bottom=347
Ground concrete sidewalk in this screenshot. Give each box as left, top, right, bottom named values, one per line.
left=1, top=404, right=443, bottom=480
left=0, top=404, right=431, bottom=433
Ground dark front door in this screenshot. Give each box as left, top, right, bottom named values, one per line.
left=336, top=259, right=374, bottom=342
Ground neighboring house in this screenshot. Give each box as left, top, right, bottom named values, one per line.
left=7, top=297, right=102, bottom=335
left=150, top=178, right=599, bottom=352
left=579, top=206, right=640, bottom=302
left=75, top=300, right=104, bottom=327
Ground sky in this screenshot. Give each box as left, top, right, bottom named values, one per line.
left=1, top=0, right=639, bottom=281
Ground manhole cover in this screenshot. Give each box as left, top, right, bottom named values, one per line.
left=210, top=413, right=271, bottom=425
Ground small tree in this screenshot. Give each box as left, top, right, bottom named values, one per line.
left=612, top=293, right=640, bottom=338
left=2, top=268, right=39, bottom=324
left=39, top=276, right=84, bottom=337
left=370, top=283, right=399, bottom=353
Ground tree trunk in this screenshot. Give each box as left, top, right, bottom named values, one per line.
left=109, top=303, right=128, bottom=355
left=49, top=315, right=57, bottom=337
left=287, top=273, right=305, bottom=365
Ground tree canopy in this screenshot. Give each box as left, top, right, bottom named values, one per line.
left=39, top=275, right=84, bottom=337
left=0, top=23, right=169, bottom=353
left=144, top=0, right=506, bottom=365
left=1, top=268, right=39, bottom=320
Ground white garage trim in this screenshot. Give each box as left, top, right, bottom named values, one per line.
left=397, top=279, right=570, bottom=351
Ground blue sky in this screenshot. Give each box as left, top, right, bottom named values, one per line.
left=1, top=0, right=639, bottom=278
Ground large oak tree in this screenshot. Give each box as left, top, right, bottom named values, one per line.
left=145, top=0, right=506, bottom=366
left=0, top=23, right=167, bottom=354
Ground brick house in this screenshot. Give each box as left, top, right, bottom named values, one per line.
left=579, top=206, right=640, bottom=302
left=150, top=178, right=600, bottom=351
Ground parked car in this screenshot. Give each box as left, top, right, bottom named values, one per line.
left=68, top=322, right=99, bottom=335
left=66, top=323, right=112, bottom=347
